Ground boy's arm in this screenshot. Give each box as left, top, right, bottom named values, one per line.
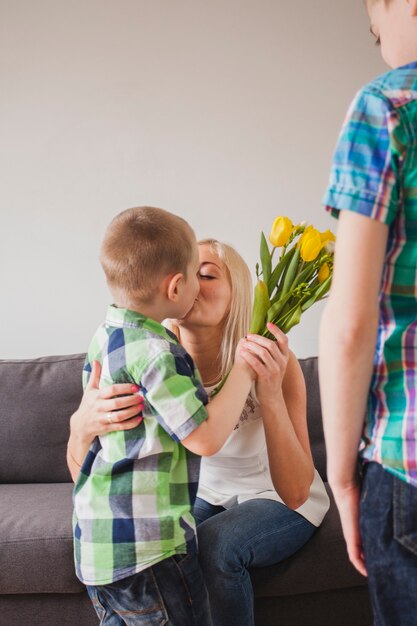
left=141, top=341, right=254, bottom=458
left=319, top=209, right=388, bottom=576
left=181, top=361, right=253, bottom=456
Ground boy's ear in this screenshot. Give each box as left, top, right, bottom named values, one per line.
left=166, top=272, right=183, bottom=302
left=409, top=0, right=417, bottom=16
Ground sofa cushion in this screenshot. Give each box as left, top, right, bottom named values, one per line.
left=1, top=483, right=365, bottom=598
left=0, top=483, right=84, bottom=594
left=251, top=487, right=367, bottom=597
left=1, top=483, right=366, bottom=598
left=0, top=354, right=85, bottom=483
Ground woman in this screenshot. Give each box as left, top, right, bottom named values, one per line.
left=68, top=239, right=329, bottom=626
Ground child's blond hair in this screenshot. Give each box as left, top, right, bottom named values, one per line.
left=100, top=206, right=195, bottom=305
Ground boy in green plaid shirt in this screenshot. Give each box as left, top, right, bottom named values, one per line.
left=73, top=206, right=254, bottom=625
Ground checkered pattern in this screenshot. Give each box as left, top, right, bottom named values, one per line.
left=73, top=305, right=208, bottom=585
left=323, top=61, right=417, bottom=486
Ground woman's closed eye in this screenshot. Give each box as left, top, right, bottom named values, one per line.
left=199, top=273, right=216, bottom=280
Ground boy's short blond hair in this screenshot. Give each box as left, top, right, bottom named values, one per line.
left=100, top=206, right=195, bottom=305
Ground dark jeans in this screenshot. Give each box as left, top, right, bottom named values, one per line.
left=86, top=554, right=212, bottom=625
left=193, top=497, right=316, bottom=626
left=360, top=462, right=417, bottom=626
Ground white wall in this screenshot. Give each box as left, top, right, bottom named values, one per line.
left=1, top=0, right=385, bottom=359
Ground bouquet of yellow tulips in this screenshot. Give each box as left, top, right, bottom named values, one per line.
left=249, top=216, right=335, bottom=336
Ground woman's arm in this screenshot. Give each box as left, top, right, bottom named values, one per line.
left=67, top=361, right=144, bottom=481
left=319, top=210, right=388, bottom=576
left=241, top=324, right=314, bottom=510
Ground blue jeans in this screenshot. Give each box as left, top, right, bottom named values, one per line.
left=86, top=554, right=212, bottom=625
left=360, top=462, right=417, bottom=626
left=193, top=497, right=316, bottom=626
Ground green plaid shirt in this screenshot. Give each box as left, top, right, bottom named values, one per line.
left=73, top=305, right=209, bottom=585
left=324, top=61, right=417, bottom=486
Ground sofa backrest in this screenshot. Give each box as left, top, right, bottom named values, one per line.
left=0, top=354, right=85, bottom=483
left=299, top=357, right=326, bottom=481
left=0, top=353, right=326, bottom=484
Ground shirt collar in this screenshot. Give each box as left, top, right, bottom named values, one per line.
left=105, top=305, right=178, bottom=343
left=397, top=60, right=417, bottom=71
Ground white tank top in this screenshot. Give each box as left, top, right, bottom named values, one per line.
left=197, top=387, right=330, bottom=527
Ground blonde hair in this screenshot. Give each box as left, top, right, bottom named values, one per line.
left=170, top=239, right=253, bottom=381
left=100, top=206, right=195, bottom=305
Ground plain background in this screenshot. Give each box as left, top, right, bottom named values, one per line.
left=1, top=0, right=385, bottom=359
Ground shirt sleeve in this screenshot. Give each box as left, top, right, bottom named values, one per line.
left=323, top=87, right=401, bottom=225
left=139, top=346, right=209, bottom=442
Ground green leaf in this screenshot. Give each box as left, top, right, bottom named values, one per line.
left=292, top=263, right=316, bottom=289
left=266, top=291, right=294, bottom=323
left=260, top=232, right=271, bottom=285
left=273, top=301, right=303, bottom=334
left=275, top=247, right=296, bottom=295
left=301, top=276, right=332, bottom=311
left=281, top=246, right=301, bottom=296
left=267, top=247, right=294, bottom=297
left=280, top=304, right=302, bottom=333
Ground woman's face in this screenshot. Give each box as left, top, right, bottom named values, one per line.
left=178, top=244, right=232, bottom=331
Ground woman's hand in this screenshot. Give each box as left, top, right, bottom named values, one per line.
left=240, top=323, right=314, bottom=508
left=70, top=361, right=144, bottom=442
left=67, top=361, right=144, bottom=481
left=240, top=322, right=289, bottom=406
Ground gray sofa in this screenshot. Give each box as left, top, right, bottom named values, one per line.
left=0, top=354, right=373, bottom=626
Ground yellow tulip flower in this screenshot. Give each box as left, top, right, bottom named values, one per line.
left=300, top=228, right=322, bottom=262
left=269, top=216, right=293, bottom=247
left=318, top=262, right=330, bottom=283
left=320, top=229, right=336, bottom=246
left=249, top=217, right=335, bottom=338
left=296, top=225, right=313, bottom=248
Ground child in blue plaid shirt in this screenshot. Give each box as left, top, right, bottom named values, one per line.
left=320, top=1, right=417, bottom=624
